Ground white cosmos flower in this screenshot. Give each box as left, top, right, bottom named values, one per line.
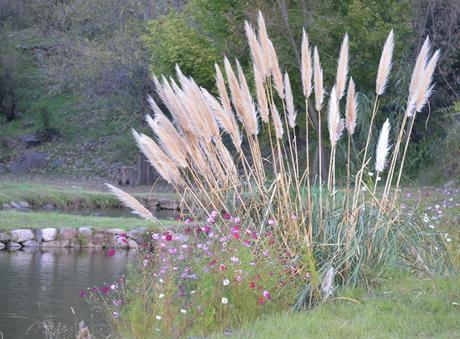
left=158, top=293, right=164, bottom=299
left=180, top=309, right=187, bottom=314
left=221, top=297, right=228, bottom=304
left=156, top=315, right=162, bottom=320
left=223, top=279, right=230, bottom=286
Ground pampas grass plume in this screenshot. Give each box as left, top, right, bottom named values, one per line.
left=313, top=47, right=324, bottom=111
left=376, top=30, right=394, bottom=96
left=284, top=72, right=296, bottom=128
left=327, top=86, right=344, bottom=146
left=301, top=29, right=313, bottom=98
left=105, top=184, right=155, bottom=221
left=336, top=33, right=349, bottom=100
left=375, top=119, right=391, bottom=172
left=345, top=77, right=357, bottom=135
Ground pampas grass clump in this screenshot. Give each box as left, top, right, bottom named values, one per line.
left=108, top=12, right=449, bottom=305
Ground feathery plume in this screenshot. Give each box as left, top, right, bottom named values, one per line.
left=345, top=78, right=357, bottom=135
left=214, top=64, right=233, bottom=115
left=257, top=11, right=271, bottom=76
left=327, top=86, right=344, bottom=146
left=245, top=21, right=266, bottom=76
left=301, top=29, right=313, bottom=98
left=268, top=40, right=284, bottom=99
left=236, top=60, right=259, bottom=135
left=376, top=30, right=394, bottom=96
left=284, top=72, right=296, bottom=128
left=375, top=119, right=391, bottom=172
left=224, top=57, right=246, bottom=123
left=201, top=88, right=242, bottom=149
left=313, top=47, right=324, bottom=111
left=414, top=49, right=440, bottom=113
left=146, top=114, right=188, bottom=168
left=254, top=66, right=270, bottom=123
left=105, top=184, right=155, bottom=221
left=335, top=33, right=349, bottom=100
left=409, top=37, right=431, bottom=98
left=132, top=130, right=182, bottom=185
left=271, top=104, right=284, bottom=139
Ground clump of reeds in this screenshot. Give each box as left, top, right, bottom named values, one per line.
left=107, top=12, right=445, bottom=303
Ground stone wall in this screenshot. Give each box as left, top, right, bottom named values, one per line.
left=0, top=227, right=150, bottom=251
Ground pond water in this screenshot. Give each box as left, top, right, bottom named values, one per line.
left=0, top=249, right=136, bottom=338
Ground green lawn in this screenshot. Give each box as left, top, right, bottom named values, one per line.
left=0, top=180, right=176, bottom=209
left=0, top=210, right=175, bottom=231
left=212, top=274, right=460, bottom=338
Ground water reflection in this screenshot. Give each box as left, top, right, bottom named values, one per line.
left=0, top=249, right=135, bottom=338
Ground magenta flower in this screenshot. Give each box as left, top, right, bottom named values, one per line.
left=107, top=249, right=116, bottom=257
left=102, top=286, right=110, bottom=293
left=258, top=297, right=265, bottom=305
left=263, top=290, right=271, bottom=300
left=79, top=290, right=85, bottom=298
left=223, top=212, right=231, bottom=220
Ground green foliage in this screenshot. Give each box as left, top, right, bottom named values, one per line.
left=211, top=274, right=460, bottom=338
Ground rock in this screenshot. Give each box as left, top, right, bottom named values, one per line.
left=128, top=239, right=139, bottom=250
left=9, top=201, right=20, bottom=209
left=158, top=198, right=179, bottom=210
left=52, top=159, right=65, bottom=167
left=7, top=242, right=22, bottom=249
left=2, top=203, right=11, bottom=209
left=127, top=227, right=149, bottom=240
left=0, top=242, right=5, bottom=250
left=57, top=227, right=77, bottom=240
left=9, top=152, right=48, bottom=174
left=22, top=246, right=39, bottom=253
left=42, top=203, right=55, bottom=211
left=0, top=232, right=11, bottom=242
left=146, top=198, right=160, bottom=210
left=20, top=134, right=41, bottom=148
left=17, top=201, right=29, bottom=209
left=41, top=240, right=70, bottom=248
left=10, top=229, right=34, bottom=243
left=78, top=227, right=93, bottom=238
left=83, top=231, right=116, bottom=248
left=41, top=228, right=58, bottom=241
left=69, top=239, right=81, bottom=249
left=22, top=240, right=40, bottom=247
left=444, top=180, right=457, bottom=189
left=34, top=229, right=43, bottom=242
left=104, top=228, right=126, bottom=235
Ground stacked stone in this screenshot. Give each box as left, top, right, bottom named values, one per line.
left=0, top=227, right=150, bottom=250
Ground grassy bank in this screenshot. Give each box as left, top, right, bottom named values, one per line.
left=0, top=210, right=175, bottom=231
left=211, top=274, right=460, bottom=338
left=0, top=180, right=176, bottom=209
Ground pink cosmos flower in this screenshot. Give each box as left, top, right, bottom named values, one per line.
left=165, top=233, right=173, bottom=242
left=263, top=290, right=271, bottom=300
left=211, top=210, right=218, bottom=218
left=258, top=297, right=265, bottom=305
left=249, top=281, right=256, bottom=289
left=107, top=249, right=115, bottom=257
left=169, top=248, right=177, bottom=254
left=102, top=286, right=110, bottom=293
left=267, top=219, right=276, bottom=226
left=223, top=212, right=231, bottom=220
left=79, top=290, right=85, bottom=298
left=219, top=264, right=227, bottom=271
left=233, top=217, right=240, bottom=224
